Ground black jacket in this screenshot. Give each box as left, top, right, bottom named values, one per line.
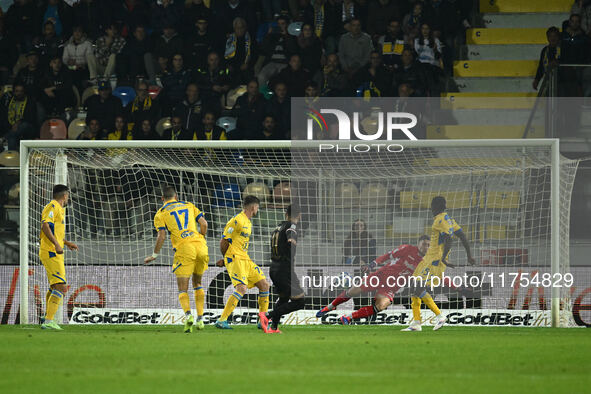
left=233, top=93, right=267, bottom=139
left=84, top=94, right=124, bottom=134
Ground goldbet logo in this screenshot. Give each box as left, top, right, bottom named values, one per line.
left=306, top=109, right=418, bottom=141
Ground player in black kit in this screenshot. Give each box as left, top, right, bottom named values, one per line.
left=265, top=204, right=307, bottom=333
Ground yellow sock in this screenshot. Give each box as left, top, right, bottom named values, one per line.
left=178, top=292, right=191, bottom=314
left=411, top=296, right=422, bottom=322
left=220, top=291, right=243, bottom=321
left=194, top=286, right=205, bottom=317
left=45, top=289, right=63, bottom=321
left=45, top=290, right=51, bottom=308
left=421, top=293, right=441, bottom=316
left=258, top=291, right=269, bottom=313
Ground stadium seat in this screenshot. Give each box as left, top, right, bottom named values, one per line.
left=113, top=86, right=136, bottom=107
left=359, top=183, right=388, bottom=208
left=81, top=86, right=98, bottom=106
left=0, top=151, right=19, bottom=167
left=427, top=125, right=544, bottom=139
left=155, top=117, right=172, bottom=137
left=217, top=116, right=237, bottom=133
left=148, top=85, right=161, bottom=99
left=272, top=181, right=291, bottom=207
left=453, top=60, right=538, bottom=77
left=479, top=0, right=571, bottom=13
left=40, top=119, right=67, bottom=140
left=68, top=118, right=87, bottom=139
left=213, top=184, right=241, bottom=207
left=243, top=182, right=270, bottom=205
left=7, top=182, right=19, bottom=204
left=466, top=28, right=547, bottom=45
left=334, top=183, right=359, bottom=207
left=483, top=191, right=520, bottom=209
left=399, top=191, right=474, bottom=209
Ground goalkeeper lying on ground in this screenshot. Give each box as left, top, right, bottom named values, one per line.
left=316, top=235, right=430, bottom=324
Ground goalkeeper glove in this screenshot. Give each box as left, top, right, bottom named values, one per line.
left=361, top=261, right=378, bottom=274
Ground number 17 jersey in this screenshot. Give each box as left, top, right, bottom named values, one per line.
left=154, top=199, right=205, bottom=249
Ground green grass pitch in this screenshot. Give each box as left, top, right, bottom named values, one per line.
left=1, top=325, right=590, bottom=394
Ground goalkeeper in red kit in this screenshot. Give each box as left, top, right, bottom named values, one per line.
left=316, top=235, right=430, bottom=324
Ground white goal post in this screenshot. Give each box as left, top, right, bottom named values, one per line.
left=19, top=139, right=577, bottom=327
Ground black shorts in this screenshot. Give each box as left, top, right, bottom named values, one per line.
left=270, top=263, right=304, bottom=298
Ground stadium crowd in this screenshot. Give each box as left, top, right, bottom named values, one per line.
left=0, top=0, right=473, bottom=149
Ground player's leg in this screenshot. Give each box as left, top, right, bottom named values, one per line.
left=267, top=271, right=307, bottom=331
left=316, top=286, right=364, bottom=317
left=216, top=258, right=247, bottom=329
left=340, top=293, right=392, bottom=325
left=41, top=255, right=67, bottom=330
left=193, top=244, right=209, bottom=330
left=402, top=259, right=432, bottom=331
left=253, top=278, right=272, bottom=333
left=176, top=276, right=195, bottom=333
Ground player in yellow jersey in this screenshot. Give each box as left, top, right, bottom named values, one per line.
left=402, top=196, right=475, bottom=332
left=214, top=195, right=274, bottom=332
left=40, top=185, right=78, bottom=330
left=144, top=186, right=209, bottom=333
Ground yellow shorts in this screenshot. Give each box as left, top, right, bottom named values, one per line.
left=413, top=256, right=448, bottom=286
left=225, top=256, right=265, bottom=288
left=40, top=250, right=67, bottom=285
left=172, top=241, right=209, bottom=277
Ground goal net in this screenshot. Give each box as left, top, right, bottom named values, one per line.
left=19, top=140, right=581, bottom=327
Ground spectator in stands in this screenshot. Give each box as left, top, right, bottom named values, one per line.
left=561, top=13, right=591, bottom=96
left=393, top=47, right=428, bottom=96
left=297, top=23, right=323, bottom=75
left=104, top=170, right=129, bottom=237
left=119, top=25, right=155, bottom=84
left=533, top=27, right=561, bottom=91
left=126, top=80, right=161, bottom=131
left=224, top=17, right=255, bottom=84
left=304, top=80, right=320, bottom=100
left=233, top=78, right=266, bottom=139
left=272, top=54, right=311, bottom=97
left=402, top=1, right=425, bottom=41
left=213, top=0, right=257, bottom=38
left=115, top=0, right=150, bottom=37
left=104, top=115, right=133, bottom=140
left=181, top=0, right=211, bottom=37
left=151, top=0, right=181, bottom=35
left=338, top=18, right=373, bottom=77
left=312, top=0, right=341, bottom=55
left=62, top=25, right=95, bottom=92
left=352, top=51, right=393, bottom=96
left=379, top=19, right=405, bottom=70
left=41, top=56, right=76, bottom=117
left=251, top=114, right=283, bottom=140
left=15, top=51, right=45, bottom=101
left=133, top=116, right=159, bottom=140
left=257, top=15, right=298, bottom=87
left=77, top=117, right=100, bottom=140
left=314, top=53, right=348, bottom=97
left=172, top=83, right=208, bottom=136
left=193, top=52, right=233, bottom=112
left=571, top=0, right=591, bottom=34
left=163, top=115, right=190, bottom=140
left=161, top=53, right=191, bottom=113
left=184, top=17, right=214, bottom=72
left=72, top=0, right=106, bottom=40
left=5, top=0, right=39, bottom=53
left=340, top=0, right=362, bottom=32
left=0, top=18, right=18, bottom=85
left=197, top=111, right=228, bottom=140
left=84, top=80, right=123, bottom=136
left=39, top=0, right=73, bottom=39
left=265, top=82, right=290, bottom=138
left=366, top=0, right=402, bottom=38
left=153, top=24, right=184, bottom=65
left=35, top=21, right=65, bottom=70
left=262, top=0, right=283, bottom=22
left=1, top=82, right=38, bottom=150
left=414, top=23, right=443, bottom=69
left=92, top=23, right=126, bottom=80
left=343, top=219, right=376, bottom=265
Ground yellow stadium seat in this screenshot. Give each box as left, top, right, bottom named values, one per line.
left=480, top=0, right=571, bottom=13
left=359, top=183, right=388, bottom=207
left=427, top=125, right=544, bottom=139
left=272, top=181, right=291, bottom=208
left=466, top=28, right=547, bottom=45
left=483, top=191, right=520, bottom=209
left=81, top=86, right=99, bottom=106
left=68, top=118, right=87, bottom=140
left=440, top=93, right=537, bottom=110
left=243, top=182, right=271, bottom=205
left=155, top=117, right=172, bottom=137
left=480, top=225, right=507, bottom=241
left=335, top=183, right=359, bottom=207
left=400, top=191, right=475, bottom=209
left=0, top=151, right=19, bottom=167
left=454, top=60, right=538, bottom=77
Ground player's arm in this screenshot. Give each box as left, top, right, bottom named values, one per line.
left=144, top=229, right=166, bottom=264
left=217, top=218, right=241, bottom=266
left=440, top=233, right=454, bottom=267
left=456, top=230, right=476, bottom=265
left=286, top=224, right=297, bottom=246
left=194, top=205, right=207, bottom=236
left=63, top=240, right=79, bottom=251
left=41, top=222, right=63, bottom=254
